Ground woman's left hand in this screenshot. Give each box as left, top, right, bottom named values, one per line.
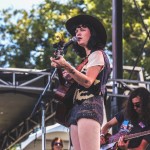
left=50, top=55, right=67, bottom=68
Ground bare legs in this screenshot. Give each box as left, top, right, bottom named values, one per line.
left=70, top=118, right=100, bottom=150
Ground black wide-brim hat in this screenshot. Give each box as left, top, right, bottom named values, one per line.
left=65, top=14, right=107, bottom=46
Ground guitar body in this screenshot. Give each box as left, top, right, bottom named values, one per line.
left=100, top=143, right=118, bottom=150
left=101, top=132, right=127, bottom=150
left=55, top=102, right=70, bottom=127
left=54, top=82, right=77, bottom=107
left=54, top=68, right=77, bottom=127
left=55, top=83, right=77, bottom=127
left=53, top=55, right=88, bottom=127
left=100, top=129, right=150, bottom=150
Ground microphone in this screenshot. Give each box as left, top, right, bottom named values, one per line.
left=63, top=36, right=78, bottom=49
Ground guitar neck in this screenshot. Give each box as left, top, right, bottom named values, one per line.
left=108, top=130, right=150, bottom=143
left=124, top=130, right=150, bottom=141
left=57, top=68, right=66, bottom=85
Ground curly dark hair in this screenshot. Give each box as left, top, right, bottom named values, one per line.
left=72, top=23, right=105, bottom=58
left=51, top=137, right=63, bottom=150
left=126, top=87, right=150, bottom=124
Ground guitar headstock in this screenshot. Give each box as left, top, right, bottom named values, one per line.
left=53, top=40, right=64, bottom=59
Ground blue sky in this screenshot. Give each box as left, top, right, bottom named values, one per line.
left=0, top=0, right=68, bottom=11
left=0, top=0, right=44, bottom=11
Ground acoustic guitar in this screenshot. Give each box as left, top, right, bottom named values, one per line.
left=54, top=52, right=88, bottom=127
left=101, top=130, right=150, bottom=150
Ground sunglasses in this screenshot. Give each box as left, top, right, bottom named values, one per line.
left=133, top=102, right=141, bottom=108
left=54, top=142, right=63, bottom=147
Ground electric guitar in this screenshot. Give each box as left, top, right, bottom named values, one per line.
left=100, top=130, right=150, bottom=150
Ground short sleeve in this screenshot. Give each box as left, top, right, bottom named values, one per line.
left=87, top=51, right=104, bottom=68
left=115, top=111, right=125, bottom=123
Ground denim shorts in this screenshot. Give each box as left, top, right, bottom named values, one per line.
left=68, top=95, right=104, bottom=126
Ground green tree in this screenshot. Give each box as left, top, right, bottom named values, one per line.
left=0, top=1, right=82, bottom=69
left=0, top=0, right=150, bottom=80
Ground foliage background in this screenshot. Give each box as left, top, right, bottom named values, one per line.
left=0, top=0, right=150, bottom=80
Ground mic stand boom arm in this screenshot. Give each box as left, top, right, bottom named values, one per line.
left=30, top=38, right=72, bottom=150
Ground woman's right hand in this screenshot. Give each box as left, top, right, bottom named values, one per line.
left=100, top=136, right=106, bottom=145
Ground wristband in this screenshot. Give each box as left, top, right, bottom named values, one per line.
left=100, top=133, right=105, bottom=137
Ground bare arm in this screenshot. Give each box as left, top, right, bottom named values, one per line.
left=100, top=117, right=119, bottom=145
left=101, top=117, right=119, bottom=135
left=50, top=55, right=103, bottom=88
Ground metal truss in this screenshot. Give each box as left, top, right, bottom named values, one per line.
left=0, top=67, right=150, bottom=149
left=0, top=68, right=58, bottom=150
left=0, top=68, right=57, bottom=91
left=1, top=100, right=56, bottom=150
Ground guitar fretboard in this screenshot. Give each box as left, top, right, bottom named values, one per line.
left=124, top=130, right=150, bottom=140
left=108, top=130, right=150, bottom=143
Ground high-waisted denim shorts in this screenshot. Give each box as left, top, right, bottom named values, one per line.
left=68, top=95, right=104, bottom=126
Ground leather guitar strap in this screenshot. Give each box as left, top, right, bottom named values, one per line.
left=76, top=57, right=88, bottom=71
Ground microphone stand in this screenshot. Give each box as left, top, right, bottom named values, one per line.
left=30, top=68, right=57, bottom=150
left=30, top=42, right=69, bottom=150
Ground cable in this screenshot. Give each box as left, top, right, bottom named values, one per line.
left=133, top=0, right=150, bottom=39
left=129, top=0, right=150, bottom=79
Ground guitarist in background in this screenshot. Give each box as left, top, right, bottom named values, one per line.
left=100, top=87, right=150, bottom=150
left=50, top=14, right=111, bottom=150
